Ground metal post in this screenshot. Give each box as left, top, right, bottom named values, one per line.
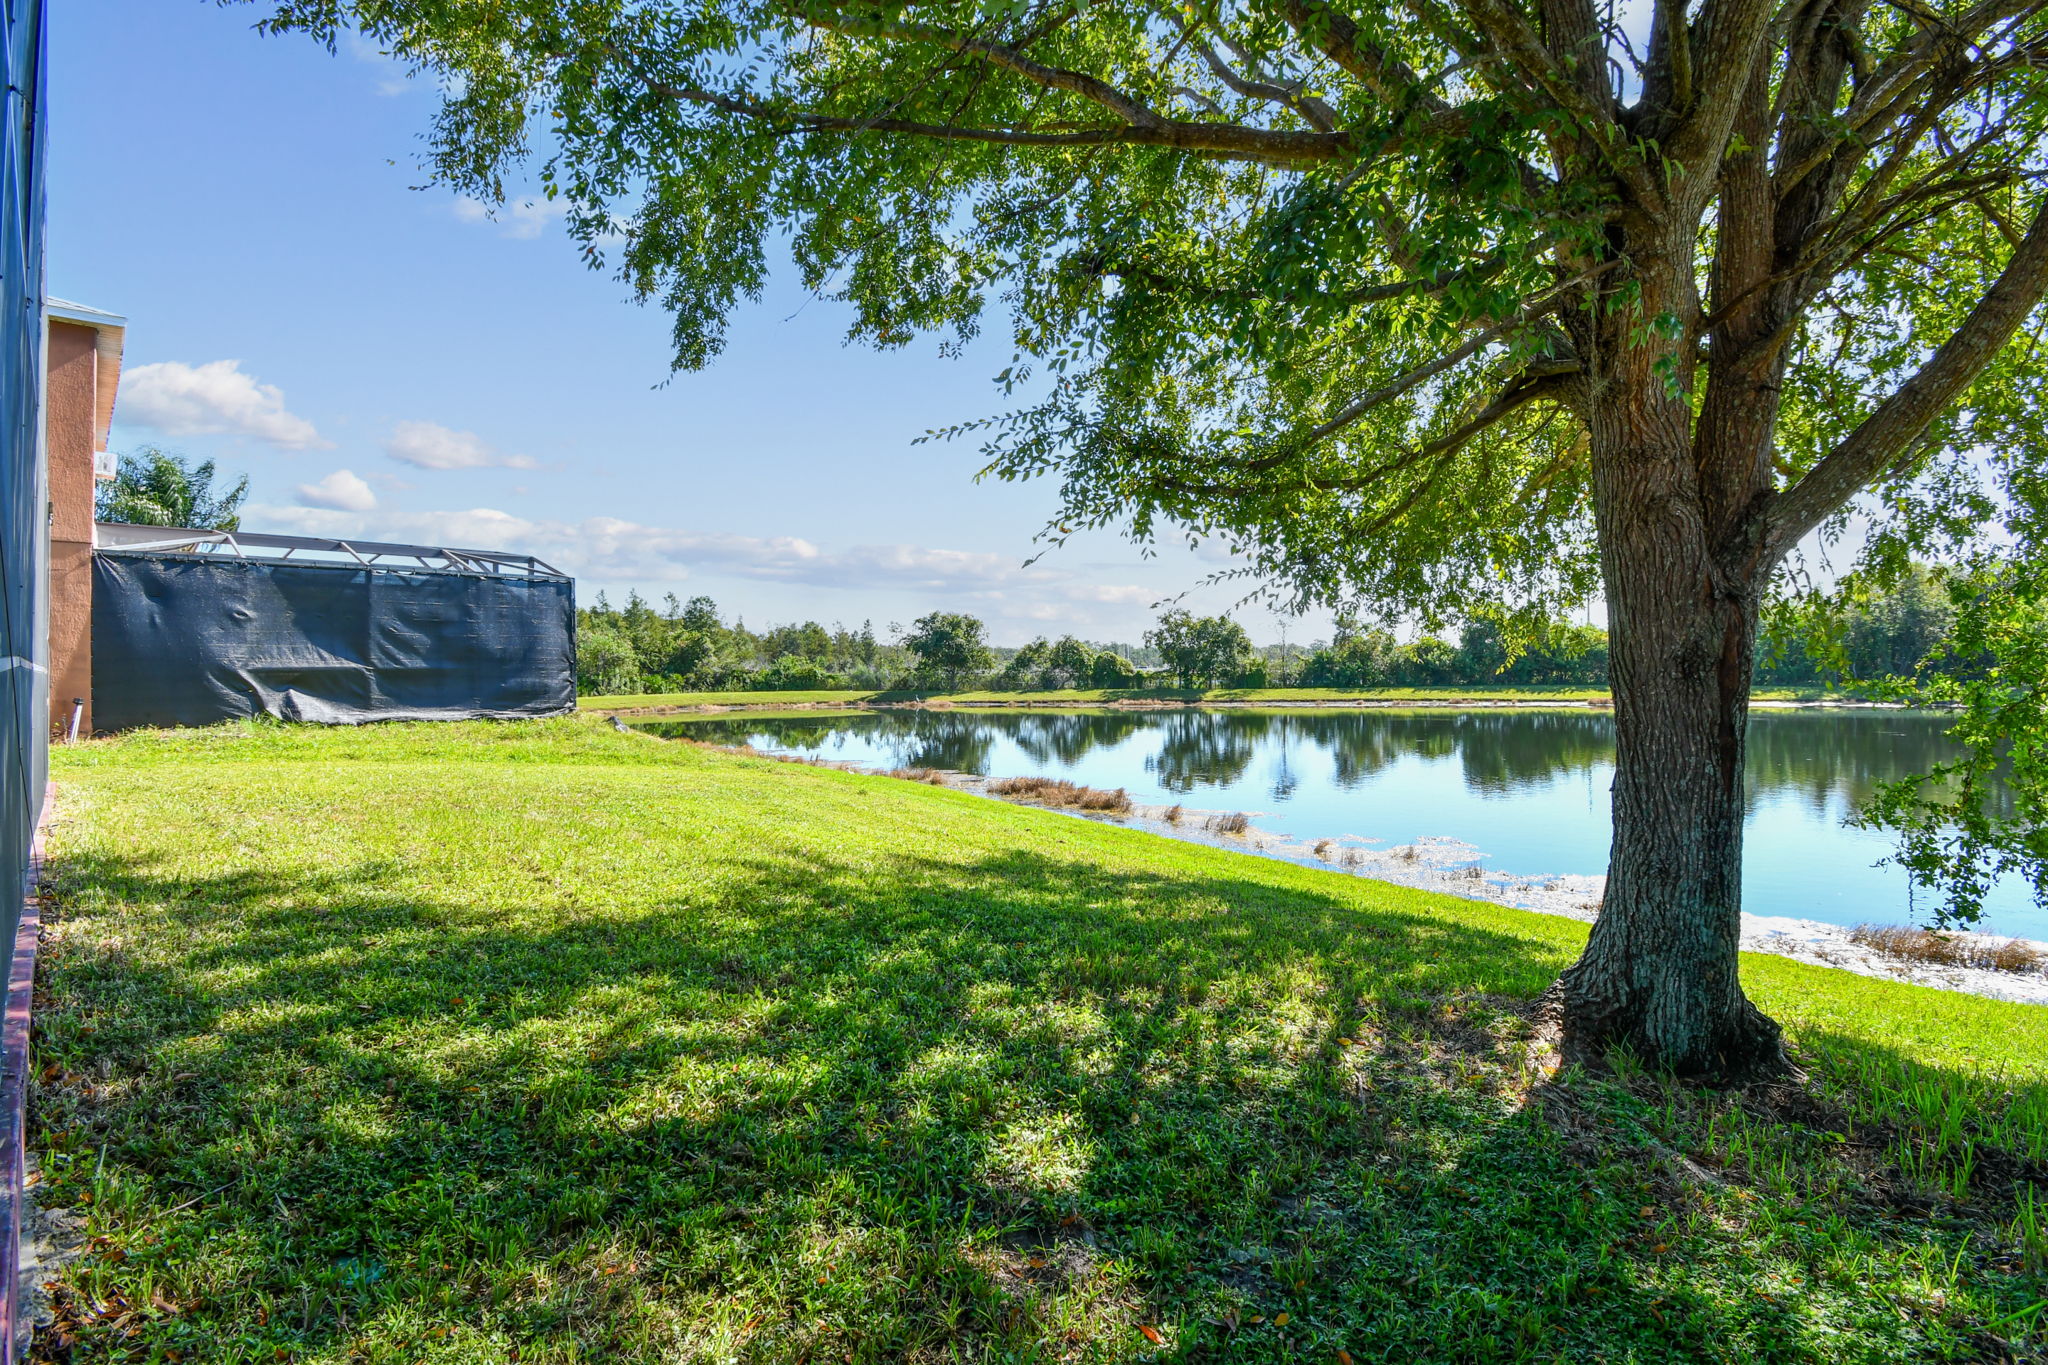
left=64, top=698, right=79, bottom=743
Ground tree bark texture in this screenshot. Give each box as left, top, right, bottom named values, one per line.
left=1556, top=380, right=1790, bottom=1081
left=1549, top=201, right=2048, bottom=1082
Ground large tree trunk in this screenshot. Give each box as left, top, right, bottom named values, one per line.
left=1555, top=402, right=1791, bottom=1082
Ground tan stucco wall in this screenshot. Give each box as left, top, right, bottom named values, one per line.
left=47, top=320, right=99, bottom=737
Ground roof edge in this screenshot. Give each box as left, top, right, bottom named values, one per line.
left=44, top=297, right=127, bottom=330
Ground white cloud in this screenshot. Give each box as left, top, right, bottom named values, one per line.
left=452, top=195, right=569, bottom=240
left=1061, top=583, right=1158, bottom=605
left=295, top=469, right=377, bottom=512
left=244, top=506, right=1073, bottom=591
left=119, top=359, right=328, bottom=450
left=344, top=32, right=414, bottom=96
left=238, top=505, right=1180, bottom=637
left=381, top=419, right=536, bottom=471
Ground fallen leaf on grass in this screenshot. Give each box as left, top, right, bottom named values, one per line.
left=1274, top=1313, right=1290, bottom=1326
left=1337, top=1352, right=1354, bottom=1365
left=1139, top=1325, right=1164, bottom=1344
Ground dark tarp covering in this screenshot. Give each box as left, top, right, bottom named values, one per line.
left=0, top=0, right=47, bottom=985
left=92, top=551, right=575, bottom=730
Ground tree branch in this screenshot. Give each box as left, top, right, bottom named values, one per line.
left=1764, top=198, right=2048, bottom=555
left=1081, top=251, right=1512, bottom=308
left=645, top=79, right=1354, bottom=165
left=1455, top=0, right=1662, bottom=205
left=1299, top=266, right=1608, bottom=446
left=794, top=4, right=1171, bottom=128
left=1334, top=373, right=1573, bottom=492
left=1660, top=0, right=1778, bottom=175
left=1646, top=0, right=1694, bottom=113
left=1271, top=0, right=1444, bottom=105
left=1773, top=0, right=2046, bottom=196
left=1154, top=7, right=1340, bottom=131
left=1131, top=371, right=1567, bottom=500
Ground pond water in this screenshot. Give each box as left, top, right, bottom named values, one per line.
left=638, top=707, right=2043, bottom=939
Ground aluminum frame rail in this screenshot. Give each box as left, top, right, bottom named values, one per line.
left=92, top=522, right=568, bottom=580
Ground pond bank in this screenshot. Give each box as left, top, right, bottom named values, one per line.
left=699, top=734, right=2048, bottom=1007
left=600, top=695, right=1920, bottom=716
left=1005, top=774, right=2048, bottom=1005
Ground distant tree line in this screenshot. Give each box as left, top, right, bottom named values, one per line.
left=576, top=571, right=1970, bottom=696
left=95, top=452, right=1967, bottom=698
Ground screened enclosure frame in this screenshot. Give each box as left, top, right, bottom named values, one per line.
left=92, top=521, right=569, bottom=580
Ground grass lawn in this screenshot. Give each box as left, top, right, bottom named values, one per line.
left=579, top=685, right=1837, bottom=710
left=580, top=688, right=893, bottom=709
left=33, top=719, right=2047, bottom=1363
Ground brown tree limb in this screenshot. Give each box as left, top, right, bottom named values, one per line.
left=1764, top=199, right=2048, bottom=555
left=645, top=79, right=1353, bottom=165
left=1661, top=0, right=1778, bottom=177
left=1303, top=314, right=1544, bottom=445
left=1271, top=0, right=1444, bottom=105
left=792, top=4, right=1171, bottom=126
left=1192, top=42, right=1340, bottom=132
left=1456, top=0, right=1663, bottom=206
left=1081, top=251, right=1512, bottom=308
left=1152, top=6, right=1341, bottom=131
left=1644, top=0, right=1694, bottom=115
left=1773, top=0, right=2047, bottom=195
left=1131, top=371, right=1567, bottom=500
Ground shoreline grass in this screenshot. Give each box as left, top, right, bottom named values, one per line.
left=580, top=684, right=1841, bottom=711
left=31, top=718, right=2048, bottom=1362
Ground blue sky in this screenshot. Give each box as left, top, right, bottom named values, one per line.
left=50, top=0, right=1329, bottom=645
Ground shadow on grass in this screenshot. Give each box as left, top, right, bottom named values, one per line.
left=29, top=838, right=2048, bottom=1364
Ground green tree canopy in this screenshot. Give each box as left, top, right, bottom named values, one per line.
left=1043, top=635, right=1097, bottom=689
left=995, top=637, right=1053, bottom=689
left=96, top=448, right=248, bottom=531
left=255, top=0, right=2048, bottom=1078
left=903, top=611, right=994, bottom=689
left=1146, top=609, right=1253, bottom=688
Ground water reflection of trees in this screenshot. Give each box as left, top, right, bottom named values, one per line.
left=1007, top=711, right=1151, bottom=767
left=1146, top=710, right=1267, bottom=791
left=1270, top=711, right=1613, bottom=794
left=643, top=709, right=1159, bottom=775
left=1743, top=711, right=2003, bottom=817
left=643, top=707, right=2004, bottom=817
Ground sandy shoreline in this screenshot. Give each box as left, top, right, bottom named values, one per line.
left=921, top=769, right=2048, bottom=1007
